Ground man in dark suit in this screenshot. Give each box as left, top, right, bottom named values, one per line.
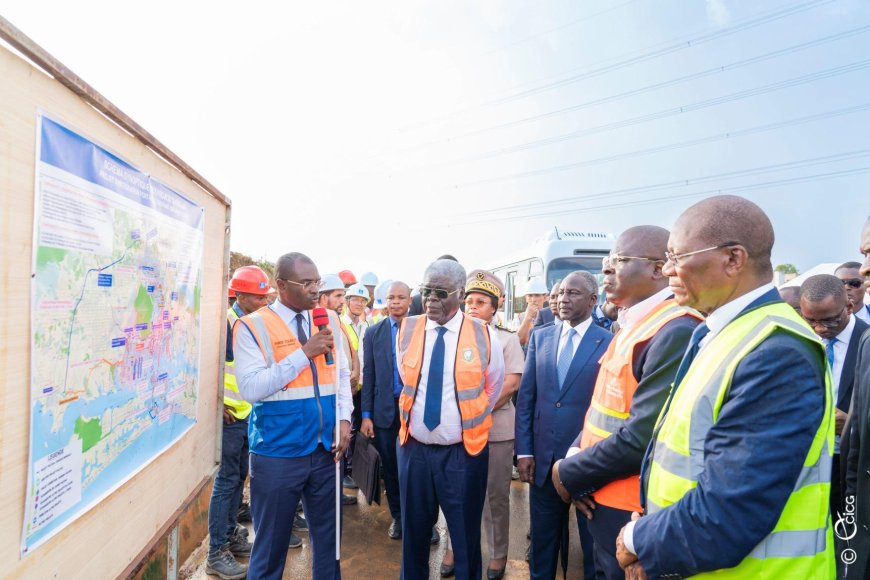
left=551, top=226, right=701, bottom=580
left=360, top=281, right=412, bottom=539
left=844, top=216, right=870, bottom=579
left=515, top=271, right=613, bottom=580
left=617, top=196, right=835, bottom=578
left=800, top=274, right=869, bottom=523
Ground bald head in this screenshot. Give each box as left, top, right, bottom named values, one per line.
left=389, top=281, right=411, bottom=295
left=616, top=225, right=670, bottom=258
left=675, top=195, right=774, bottom=277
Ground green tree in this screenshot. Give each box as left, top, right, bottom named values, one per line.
left=774, top=263, right=799, bottom=275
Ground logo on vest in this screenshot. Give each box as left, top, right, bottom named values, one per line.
left=462, top=348, right=474, bottom=362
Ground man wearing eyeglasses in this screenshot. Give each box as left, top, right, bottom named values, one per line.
left=394, top=259, right=505, bottom=580
left=617, top=196, right=835, bottom=579
left=800, top=275, right=867, bottom=537
left=233, top=252, right=353, bottom=580
left=549, top=226, right=702, bottom=580
left=836, top=261, right=870, bottom=324
left=515, top=271, right=613, bottom=580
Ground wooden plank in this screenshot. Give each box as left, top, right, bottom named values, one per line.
left=0, top=36, right=227, bottom=578
left=0, top=15, right=231, bottom=208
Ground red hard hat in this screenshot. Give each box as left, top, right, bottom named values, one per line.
left=338, top=270, right=357, bottom=286
left=229, top=266, right=272, bottom=295
left=228, top=287, right=236, bottom=298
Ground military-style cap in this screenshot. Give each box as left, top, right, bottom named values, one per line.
left=466, top=269, right=504, bottom=300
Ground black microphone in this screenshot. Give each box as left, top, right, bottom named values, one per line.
left=312, top=307, right=334, bottom=365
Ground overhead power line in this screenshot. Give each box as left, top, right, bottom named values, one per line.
left=453, top=165, right=870, bottom=225
left=449, top=25, right=870, bottom=141
left=457, top=102, right=870, bottom=187
left=458, top=148, right=870, bottom=220
left=451, top=58, right=870, bottom=164
left=399, top=0, right=830, bottom=134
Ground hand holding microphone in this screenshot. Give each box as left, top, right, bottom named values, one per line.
left=309, top=307, right=335, bottom=365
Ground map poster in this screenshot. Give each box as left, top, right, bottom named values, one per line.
left=23, top=116, right=204, bottom=555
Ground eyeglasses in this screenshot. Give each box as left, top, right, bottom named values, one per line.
left=803, top=308, right=848, bottom=329
left=420, top=286, right=462, bottom=300
left=602, top=254, right=663, bottom=269
left=841, top=278, right=864, bottom=289
left=278, top=278, right=324, bottom=291
left=664, top=242, right=740, bottom=266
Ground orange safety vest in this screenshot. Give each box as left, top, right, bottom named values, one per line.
left=579, top=299, right=702, bottom=512
left=396, top=314, right=492, bottom=456
left=235, top=306, right=340, bottom=455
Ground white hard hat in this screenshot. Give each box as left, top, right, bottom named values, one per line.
left=346, top=283, right=370, bottom=301
left=320, top=274, right=345, bottom=293
left=372, top=279, right=393, bottom=309
left=360, top=271, right=379, bottom=286
left=524, top=276, right=549, bottom=295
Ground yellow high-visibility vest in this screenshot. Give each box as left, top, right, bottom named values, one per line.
left=224, top=308, right=252, bottom=420
left=646, top=302, right=835, bottom=579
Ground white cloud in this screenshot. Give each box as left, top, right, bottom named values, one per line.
left=706, top=0, right=731, bottom=26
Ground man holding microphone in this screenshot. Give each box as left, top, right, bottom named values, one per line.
left=233, top=252, right=353, bottom=580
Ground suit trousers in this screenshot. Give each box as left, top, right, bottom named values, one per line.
left=397, top=437, right=489, bottom=580
left=529, top=461, right=597, bottom=580
left=248, top=447, right=342, bottom=580
left=587, top=503, right=632, bottom=580
left=371, top=398, right=402, bottom=519
left=446, top=439, right=514, bottom=561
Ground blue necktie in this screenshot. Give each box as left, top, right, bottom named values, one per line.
left=825, top=338, right=836, bottom=369
left=557, top=330, right=576, bottom=389
left=295, top=313, right=308, bottom=345
left=423, top=327, right=448, bottom=431
left=672, top=322, right=710, bottom=388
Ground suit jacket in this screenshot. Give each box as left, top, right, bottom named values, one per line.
left=837, top=317, right=869, bottom=412
left=558, top=313, right=700, bottom=498
left=361, top=317, right=400, bottom=429
left=845, top=331, right=870, bottom=579
left=515, top=319, right=612, bottom=487
left=633, top=289, right=828, bottom=578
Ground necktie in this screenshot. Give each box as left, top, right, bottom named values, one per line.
left=295, top=313, right=308, bottom=345
left=671, top=322, right=710, bottom=388
left=423, top=327, right=448, bottom=431
left=825, top=338, right=836, bottom=369
left=557, top=329, right=576, bottom=389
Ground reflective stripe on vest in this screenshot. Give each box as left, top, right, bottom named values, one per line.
left=224, top=308, right=252, bottom=420
left=240, top=308, right=338, bottom=402
left=645, top=302, right=835, bottom=578
left=579, top=299, right=702, bottom=511
left=396, top=314, right=492, bottom=455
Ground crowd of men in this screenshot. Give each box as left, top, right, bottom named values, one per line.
left=204, top=194, right=870, bottom=580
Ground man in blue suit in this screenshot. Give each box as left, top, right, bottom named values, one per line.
left=617, top=196, right=834, bottom=579
left=360, top=281, right=412, bottom=539
left=516, top=271, right=613, bottom=580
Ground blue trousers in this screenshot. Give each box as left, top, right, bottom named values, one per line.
left=587, top=504, right=632, bottom=580
left=397, top=437, right=489, bottom=580
left=370, top=399, right=401, bottom=519
left=207, top=418, right=248, bottom=555
left=248, top=447, right=342, bottom=580
left=529, top=467, right=597, bottom=580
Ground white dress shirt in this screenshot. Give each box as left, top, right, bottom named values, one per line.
left=625, top=282, right=774, bottom=555
left=854, top=303, right=870, bottom=325
left=408, top=309, right=505, bottom=445
left=233, top=299, right=353, bottom=422
left=828, top=315, right=855, bottom=454
left=616, top=287, right=673, bottom=343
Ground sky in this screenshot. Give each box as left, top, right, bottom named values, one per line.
left=2, top=0, right=869, bottom=286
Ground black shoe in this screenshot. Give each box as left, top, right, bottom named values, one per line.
left=439, top=562, right=455, bottom=578
left=237, top=502, right=252, bottom=524
left=342, top=475, right=358, bottom=489
left=288, top=533, right=302, bottom=549
left=525, top=543, right=530, bottom=562
left=388, top=519, right=402, bottom=540
left=293, top=514, right=308, bottom=532
left=342, top=493, right=358, bottom=505
left=227, top=532, right=252, bottom=557
left=487, top=566, right=506, bottom=580
left=430, top=527, right=440, bottom=545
